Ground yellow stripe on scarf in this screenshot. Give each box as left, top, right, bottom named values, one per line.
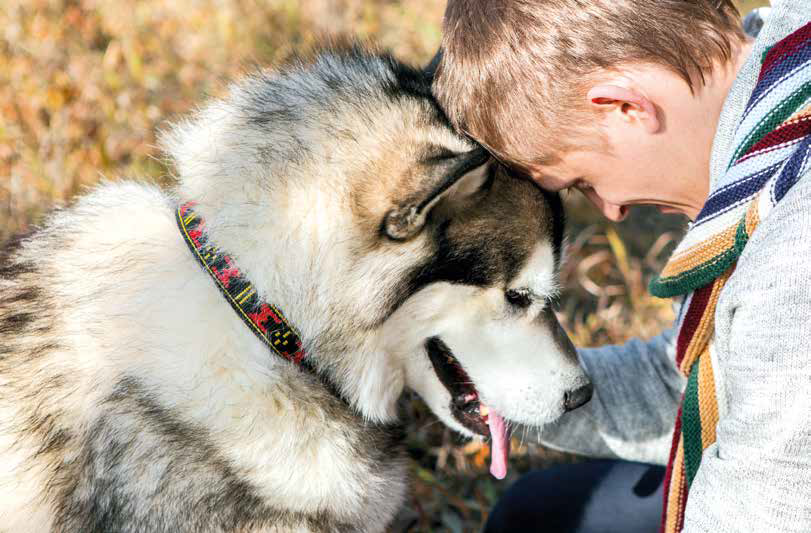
left=665, top=437, right=687, bottom=533
left=697, top=350, right=719, bottom=448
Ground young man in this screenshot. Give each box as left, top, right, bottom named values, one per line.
left=434, top=1, right=811, bottom=532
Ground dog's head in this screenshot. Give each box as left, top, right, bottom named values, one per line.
left=378, top=157, right=593, bottom=477
left=163, top=46, right=591, bottom=477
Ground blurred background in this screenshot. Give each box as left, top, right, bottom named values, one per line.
left=0, top=0, right=768, bottom=531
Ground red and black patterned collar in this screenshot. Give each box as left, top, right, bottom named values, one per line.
left=176, top=201, right=306, bottom=365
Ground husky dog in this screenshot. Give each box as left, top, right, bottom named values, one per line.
left=0, top=46, right=592, bottom=532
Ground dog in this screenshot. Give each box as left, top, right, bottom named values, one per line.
left=0, top=46, right=592, bottom=532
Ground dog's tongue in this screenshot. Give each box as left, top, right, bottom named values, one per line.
left=485, top=405, right=510, bottom=479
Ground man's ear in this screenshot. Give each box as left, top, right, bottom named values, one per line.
left=587, top=85, right=660, bottom=134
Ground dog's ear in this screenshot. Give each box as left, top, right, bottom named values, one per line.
left=383, top=147, right=490, bottom=241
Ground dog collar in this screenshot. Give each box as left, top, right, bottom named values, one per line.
left=176, top=201, right=306, bottom=365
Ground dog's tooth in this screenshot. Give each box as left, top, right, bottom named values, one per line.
left=479, top=404, right=489, bottom=417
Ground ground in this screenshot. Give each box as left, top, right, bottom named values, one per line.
left=0, top=1, right=767, bottom=531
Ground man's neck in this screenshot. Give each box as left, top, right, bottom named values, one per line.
left=714, top=38, right=755, bottom=109
left=686, top=37, right=755, bottom=208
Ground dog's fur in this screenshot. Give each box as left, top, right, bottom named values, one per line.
left=0, top=47, right=590, bottom=532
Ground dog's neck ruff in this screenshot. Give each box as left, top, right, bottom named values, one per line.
left=176, top=201, right=306, bottom=366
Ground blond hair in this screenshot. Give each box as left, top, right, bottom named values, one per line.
left=434, top=0, right=745, bottom=168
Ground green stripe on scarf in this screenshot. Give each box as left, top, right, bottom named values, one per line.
left=681, top=363, right=704, bottom=487
left=650, top=219, right=752, bottom=297
left=730, top=82, right=811, bottom=167
left=650, top=248, right=737, bottom=297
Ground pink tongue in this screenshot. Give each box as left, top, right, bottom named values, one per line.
left=486, top=406, right=510, bottom=479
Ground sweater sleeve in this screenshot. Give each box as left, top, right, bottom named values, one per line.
left=535, top=326, right=686, bottom=465
left=682, top=178, right=811, bottom=532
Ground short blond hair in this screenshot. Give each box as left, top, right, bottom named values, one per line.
left=434, top=0, right=745, bottom=168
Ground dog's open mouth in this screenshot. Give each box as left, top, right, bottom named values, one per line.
left=425, top=337, right=510, bottom=479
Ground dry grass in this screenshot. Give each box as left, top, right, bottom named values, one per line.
left=0, top=1, right=767, bottom=531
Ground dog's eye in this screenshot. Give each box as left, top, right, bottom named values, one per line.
left=505, top=288, right=532, bottom=309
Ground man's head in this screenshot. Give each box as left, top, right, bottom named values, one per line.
left=434, top=0, right=749, bottom=220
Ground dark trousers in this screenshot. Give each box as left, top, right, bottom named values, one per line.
left=484, top=460, right=665, bottom=533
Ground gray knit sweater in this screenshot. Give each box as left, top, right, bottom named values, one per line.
left=537, top=2, right=811, bottom=531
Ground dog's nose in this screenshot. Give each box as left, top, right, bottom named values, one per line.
left=563, top=383, right=593, bottom=411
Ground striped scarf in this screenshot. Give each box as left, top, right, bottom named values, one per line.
left=649, top=22, right=811, bottom=533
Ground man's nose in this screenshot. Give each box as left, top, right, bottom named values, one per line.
left=602, top=202, right=628, bottom=222
left=581, top=189, right=628, bottom=222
